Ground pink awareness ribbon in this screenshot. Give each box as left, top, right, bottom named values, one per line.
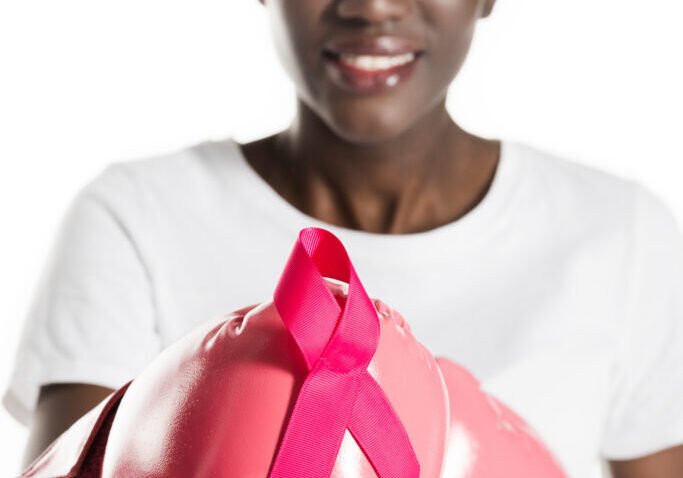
left=269, top=227, right=420, bottom=478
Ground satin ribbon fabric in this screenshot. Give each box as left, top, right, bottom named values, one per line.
left=270, top=227, right=420, bottom=478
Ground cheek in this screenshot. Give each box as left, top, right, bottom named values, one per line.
left=428, top=0, right=482, bottom=21
left=268, top=0, right=327, bottom=98
left=421, top=0, right=483, bottom=85
left=430, top=0, right=482, bottom=44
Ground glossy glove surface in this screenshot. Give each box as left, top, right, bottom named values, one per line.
left=100, top=280, right=448, bottom=478
left=437, top=357, right=568, bottom=478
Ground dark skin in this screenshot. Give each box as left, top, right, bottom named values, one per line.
left=23, top=384, right=113, bottom=467
left=23, top=0, right=683, bottom=475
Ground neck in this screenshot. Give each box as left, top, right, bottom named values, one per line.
left=262, top=99, right=496, bottom=234
left=279, top=99, right=466, bottom=199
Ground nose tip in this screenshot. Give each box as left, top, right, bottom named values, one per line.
left=336, top=0, right=413, bottom=23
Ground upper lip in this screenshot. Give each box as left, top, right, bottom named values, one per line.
left=322, top=35, right=424, bottom=57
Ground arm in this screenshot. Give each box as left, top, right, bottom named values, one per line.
left=599, top=185, right=683, bottom=475
left=22, top=383, right=114, bottom=469
left=5, top=167, right=160, bottom=469
left=609, top=445, right=683, bottom=478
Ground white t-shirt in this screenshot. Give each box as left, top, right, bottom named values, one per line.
left=4, top=136, right=683, bottom=477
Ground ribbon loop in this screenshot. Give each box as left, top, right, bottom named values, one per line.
left=269, top=227, right=420, bottom=478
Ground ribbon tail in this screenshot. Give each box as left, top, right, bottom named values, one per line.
left=348, top=373, right=420, bottom=478
left=268, top=365, right=360, bottom=478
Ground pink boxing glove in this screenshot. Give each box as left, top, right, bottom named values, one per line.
left=436, top=358, right=568, bottom=478
left=18, top=227, right=449, bottom=478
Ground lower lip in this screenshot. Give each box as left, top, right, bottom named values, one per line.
left=323, top=53, right=421, bottom=95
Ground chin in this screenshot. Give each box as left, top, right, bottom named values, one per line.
left=323, top=101, right=415, bottom=146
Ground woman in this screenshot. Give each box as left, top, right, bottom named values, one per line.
left=5, top=0, right=683, bottom=476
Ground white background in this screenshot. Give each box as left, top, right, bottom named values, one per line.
left=1, top=0, right=681, bottom=476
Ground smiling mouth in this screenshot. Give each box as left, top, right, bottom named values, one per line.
left=322, top=49, right=423, bottom=72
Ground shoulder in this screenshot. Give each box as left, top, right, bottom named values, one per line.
left=508, top=140, right=683, bottom=263
left=511, top=141, right=636, bottom=211
left=79, top=136, right=244, bottom=213
left=507, top=141, right=651, bottom=236
left=88, top=137, right=240, bottom=194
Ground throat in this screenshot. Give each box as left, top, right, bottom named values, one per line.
left=239, top=131, right=501, bottom=235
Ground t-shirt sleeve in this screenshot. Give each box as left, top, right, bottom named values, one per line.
left=1, top=164, right=162, bottom=426
left=600, top=182, right=683, bottom=459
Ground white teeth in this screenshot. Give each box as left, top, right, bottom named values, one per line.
left=338, top=52, right=416, bottom=71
